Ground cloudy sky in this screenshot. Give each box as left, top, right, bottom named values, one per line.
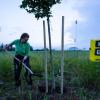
left=0, top=0, right=100, bottom=50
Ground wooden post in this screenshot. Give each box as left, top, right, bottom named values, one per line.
left=43, top=20, right=48, bottom=93
left=61, top=16, right=64, bottom=94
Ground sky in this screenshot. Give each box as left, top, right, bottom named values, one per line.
left=0, top=0, right=100, bottom=50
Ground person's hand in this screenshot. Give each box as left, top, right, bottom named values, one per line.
left=2, top=45, right=9, bottom=51
left=23, top=56, right=28, bottom=62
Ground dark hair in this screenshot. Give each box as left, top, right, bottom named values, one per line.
left=20, top=33, right=29, bottom=39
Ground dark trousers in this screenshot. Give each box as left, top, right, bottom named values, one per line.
left=14, top=55, right=32, bottom=87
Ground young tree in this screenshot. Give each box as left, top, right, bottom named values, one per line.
left=20, top=0, right=61, bottom=91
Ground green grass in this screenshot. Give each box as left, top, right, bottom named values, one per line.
left=0, top=50, right=100, bottom=99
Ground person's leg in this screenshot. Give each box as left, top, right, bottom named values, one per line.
left=24, top=57, right=32, bottom=86
left=14, top=56, right=22, bottom=87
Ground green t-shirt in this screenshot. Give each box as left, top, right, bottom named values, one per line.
left=10, top=39, right=30, bottom=56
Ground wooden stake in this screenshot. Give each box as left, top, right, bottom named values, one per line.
left=43, top=20, right=48, bottom=93
left=61, top=16, right=64, bottom=95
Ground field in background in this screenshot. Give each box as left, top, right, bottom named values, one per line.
left=0, top=50, right=100, bottom=99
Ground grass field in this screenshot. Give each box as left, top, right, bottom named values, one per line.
left=0, top=50, right=100, bottom=100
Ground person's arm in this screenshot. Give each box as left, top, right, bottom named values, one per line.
left=6, top=40, right=17, bottom=48
left=25, top=43, right=30, bottom=56
left=23, top=56, right=28, bottom=61
left=23, top=43, right=30, bottom=62
left=9, top=40, right=18, bottom=46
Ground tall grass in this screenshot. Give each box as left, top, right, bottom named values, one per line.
left=0, top=52, right=13, bottom=81
left=0, top=50, right=100, bottom=99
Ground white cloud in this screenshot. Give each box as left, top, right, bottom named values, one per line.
left=46, top=0, right=87, bottom=49
left=64, top=32, right=75, bottom=45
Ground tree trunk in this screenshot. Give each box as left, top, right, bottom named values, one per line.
left=47, top=16, right=55, bottom=90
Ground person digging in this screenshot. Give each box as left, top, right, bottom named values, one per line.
left=5, top=33, right=33, bottom=90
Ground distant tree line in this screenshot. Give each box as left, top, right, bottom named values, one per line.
left=0, top=43, right=51, bottom=51
left=0, top=43, right=34, bottom=51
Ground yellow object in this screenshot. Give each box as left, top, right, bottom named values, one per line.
left=90, top=39, right=100, bottom=62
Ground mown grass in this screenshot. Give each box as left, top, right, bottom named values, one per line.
left=0, top=50, right=100, bottom=99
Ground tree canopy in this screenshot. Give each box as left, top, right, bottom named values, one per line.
left=20, top=0, right=61, bottom=19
